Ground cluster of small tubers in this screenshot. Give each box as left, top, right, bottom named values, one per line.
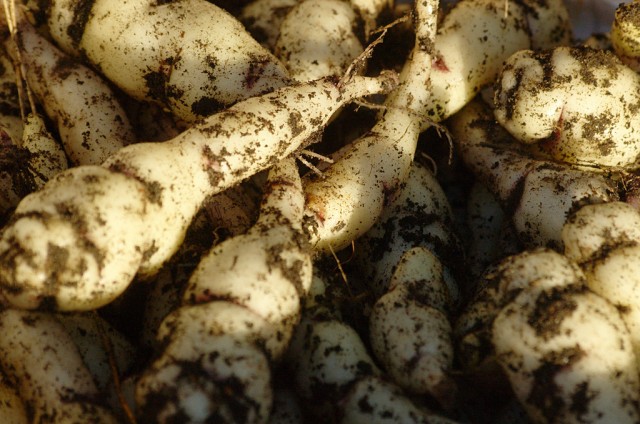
left=0, top=0, right=636, bottom=423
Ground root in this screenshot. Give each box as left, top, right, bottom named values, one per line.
left=2, top=0, right=37, bottom=121
left=295, top=149, right=334, bottom=176
left=339, top=14, right=409, bottom=88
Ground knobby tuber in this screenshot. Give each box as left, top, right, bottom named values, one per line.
left=135, top=157, right=312, bottom=423
left=10, top=10, right=135, bottom=166
left=0, top=72, right=395, bottom=311
left=46, top=0, right=292, bottom=122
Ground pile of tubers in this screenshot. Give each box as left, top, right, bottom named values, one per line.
left=0, top=0, right=636, bottom=423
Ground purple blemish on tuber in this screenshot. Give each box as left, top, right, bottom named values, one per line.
left=433, top=55, right=449, bottom=72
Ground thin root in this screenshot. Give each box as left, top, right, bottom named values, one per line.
left=296, top=149, right=334, bottom=176
left=339, top=14, right=409, bottom=88
left=2, top=0, right=37, bottom=122
left=328, top=243, right=354, bottom=299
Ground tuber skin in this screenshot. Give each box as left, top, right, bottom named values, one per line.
left=274, top=0, right=364, bottom=82
left=45, top=0, right=292, bottom=123
left=240, top=0, right=299, bottom=50
left=287, top=270, right=459, bottom=423
left=368, top=246, right=457, bottom=407
left=0, top=51, right=22, bottom=142
left=448, top=98, right=618, bottom=249
left=0, top=373, right=27, bottom=424
left=495, top=287, right=640, bottom=423
left=349, top=161, right=460, bottom=405
left=0, top=47, right=67, bottom=218
left=303, top=0, right=570, bottom=253
left=340, top=376, right=460, bottom=424
left=0, top=72, right=395, bottom=311
left=135, top=157, right=313, bottom=423
left=139, top=185, right=257, bottom=349
left=562, top=201, right=640, bottom=367
left=0, top=1, right=632, bottom=421
left=426, top=0, right=571, bottom=122
left=455, top=249, right=588, bottom=369
left=353, top=161, right=459, bottom=299
left=465, top=181, right=519, bottom=279
left=19, top=113, right=68, bottom=190
left=494, top=46, right=640, bottom=168
left=0, top=113, right=66, bottom=222
left=303, top=0, right=439, bottom=252
left=0, top=309, right=120, bottom=423
left=9, top=10, right=135, bottom=166
left=241, top=0, right=389, bottom=50
left=0, top=129, right=35, bottom=219
left=458, top=249, right=640, bottom=423
left=611, top=1, right=640, bottom=72
left=491, top=250, right=640, bottom=423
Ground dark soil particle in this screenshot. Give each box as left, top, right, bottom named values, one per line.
left=108, top=160, right=163, bottom=205
left=0, top=146, right=38, bottom=201
left=527, top=346, right=586, bottom=422
left=498, top=66, right=524, bottom=122
left=571, top=48, right=620, bottom=87
left=52, top=57, right=80, bottom=81
left=140, top=359, right=258, bottom=424
left=244, top=55, right=269, bottom=90
left=527, top=285, right=585, bottom=340
left=202, top=145, right=227, bottom=188
left=67, top=0, right=96, bottom=50
left=569, top=381, right=595, bottom=420
left=288, top=111, right=306, bottom=138
left=357, top=395, right=374, bottom=414
left=141, top=242, right=159, bottom=265
left=191, top=96, right=226, bottom=118
left=144, top=71, right=168, bottom=103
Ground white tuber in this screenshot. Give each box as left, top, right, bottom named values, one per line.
left=348, top=161, right=459, bottom=404
left=303, top=0, right=570, bottom=252
left=135, top=157, right=312, bottom=423
left=0, top=51, right=22, bottom=141
left=0, top=72, right=395, bottom=311
left=449, top=98, right=618, bottom=248
left=46, top=0, right=291, bottom=122
left=240, top=0, right=299, bottom=50
left=459, top=249, right=640, bottom=423
left=340, top=376, right=460, bottom=424
left=275, top=0, right=364, bottom=82
left=562, top=201, right=640, bottom=366
left=348, top=0, right=390, bottom=37
left=140, top=186, right=257, bottom=349
left=0, top=309, right=119, bottom=423
left=287, top=271, right=458, bottom=423
left=353, top=160, right=459, bottom=299
left=10, top=10, right=135, bottom=165
left=368, top=246, right=456, bottom=406
left=611, top=1, right=640, bottom=72
left=304, top=0, right=438, bottom=252
left=19, top=113, right=68, bottom=189
left=465, top=181, right=518, bottom=279
left=0, top=113, right=66, bottom=220
left=0, top=373, right=27, bottom=424
left=454, top=249, right=584, bottom=371
left=494, top=46, right=640, bottom=168
left=493, top=274, right=640, bottom=423
left=562, top=201, right=640, bottom=262
left=426, top=0, right=571, bottom=122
